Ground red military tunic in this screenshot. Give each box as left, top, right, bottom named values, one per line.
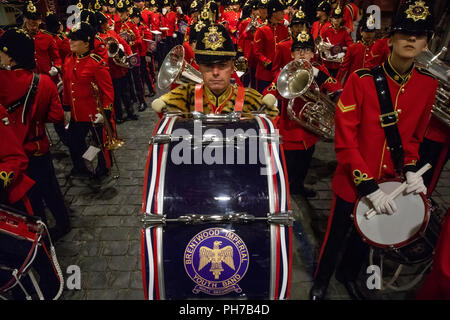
left=52, top=32, right=71, bottom=65
left=332, top=57, right=438, bottom=203
left=115, top=20, right=141, bottom=54
left=0, top=69, right=63, bottom=157
left=264, top=62, right=342, bottom=150
left=149, top=11, right=161, bottom=32
left=0, top=105, right=34, bottom=205
left=62, top=52, right=114, bottom=122
left=237, top=17, right=258, bottom=70
left=336, top=40, right=375, bottom=85
left=98, top=29, right=133, bottom=79
left=221, top=9, right=240, bottom=44
left=254, top=23, right=290, bottom=82
left=28, top=29, right=62, bottom=75
left=320, top=25, right=353, bottom=71
left=366, top=37, right=390, bottom=69
left=141, top=7, right=152, bottom=26
left=311, top=20, right=331, bottom=40
left=94, top=34, right=108, bottom=62
left=271, top=38, right=293, bottom=74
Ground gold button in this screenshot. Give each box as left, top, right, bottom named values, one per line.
left=383, top=164, right=387, bottom=169
left=397, top=109, right=402, bottom=113
left=401, top=88, right=405, bottom=93
left=394, top=75, right=400, bottom=81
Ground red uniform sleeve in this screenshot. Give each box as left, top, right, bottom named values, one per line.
left=49, top=36, right=62, bottom=69
left=94, top=61, right=115, bottom=110
left=254, top=28, right=271, bottom=68
left=334, top=72, right=379, bottom=196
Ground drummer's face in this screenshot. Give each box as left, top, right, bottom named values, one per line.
left=199, top=60, right=233, bottom=95
left=389, top=32, right=428, bottom=59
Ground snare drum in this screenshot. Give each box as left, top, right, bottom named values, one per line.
left=141, top=114, right=293, bottom=300
left=354, top=180, right=438, bottom=264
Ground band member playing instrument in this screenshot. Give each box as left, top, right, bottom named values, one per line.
left=22, top=1, right=62, bottom=80
left=271, top=7, right=309, bottom=74
left=320, top=4, right=353, bottom=77
left=264, top=28, right=341, bottom=197
left=310, top=1, right=438, bottom=300
left=44, top=12, right=71, bottom=67
left=336, top=13, right=377, bottom=85
left=0, top=28, right=71, bottom=240
left=153, top=23, right=278, bottom=119
left=254, top=0, right=290, bottom=93
left=63, top=22, right=115, bottom=179
left=220, top=0, right=241, bottom=46
left=311, top=1, right=331, bottom=41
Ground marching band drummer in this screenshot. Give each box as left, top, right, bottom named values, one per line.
left=263, top=28, right=342, bottom=198
left=63, top=22, right=115, bottom=180
left=309, top=0, right=438, bottom=300
left=152, top=23, right=278, bottom=119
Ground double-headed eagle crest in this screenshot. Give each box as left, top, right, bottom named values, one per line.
left=199, top=241, right=235, bottom=279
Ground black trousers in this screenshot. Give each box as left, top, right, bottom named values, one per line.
left=112, top=75, right=136, bottom=120
left=129, top=65, right=145, bottom=104
left=256, top=79, right=272, bottom=95
left=26, top=153, right=70, bottom=231
left=284, top=146, right=315, bottom=194
left=314, top=196, right=369, bottom=288
left=66, top=121, right=107, bottom=173
left=418, top=137, right=449, bottom=193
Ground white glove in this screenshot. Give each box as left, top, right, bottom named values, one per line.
left=64, top=111, right=71, bottom=126
left=366, top=188, right=397, bottom=215
left=312, top=66, right=319, bottom=77
left=172, top=33, right=177, bottom=38
left=176, top=6, right=183, bottom=14
left=94, top=113, right=104, bottom=124
left=49, top=66, right=59, bottom=76
left=336, top=52, right=345, bottom=59
left=405, top=171, right=427, bottom=195
left=162, top=8, right=168, bottom=15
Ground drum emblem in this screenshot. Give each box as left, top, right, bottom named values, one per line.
left=184, top=228, right=249, bottom=296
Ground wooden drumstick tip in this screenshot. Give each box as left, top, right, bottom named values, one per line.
left=364, top=163, right=432, bottom=220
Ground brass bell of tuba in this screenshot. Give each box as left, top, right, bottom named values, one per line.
left=105, top=36, right=129, bottom=69
left=277, top=59, right=336, bottom=140
left=157, top=45, right=203, bottom=90
left=415, top=47, right=450, bottom=127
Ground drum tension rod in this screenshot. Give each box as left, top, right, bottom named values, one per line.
left=141, top=211, right=294, bottom=226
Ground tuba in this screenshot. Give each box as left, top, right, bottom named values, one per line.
left=105, top=36, right=129, bottom=69
left=277, top=59, right=336, bottom=140
left=90, top=82, right=125, bottom=150
left=415, top=47, right=450, bottom=127
left=157, top=45, right=203, bottom=90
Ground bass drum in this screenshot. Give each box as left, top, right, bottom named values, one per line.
left=141, top=114, right=293, bottom=300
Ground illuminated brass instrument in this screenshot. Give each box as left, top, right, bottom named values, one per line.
left=245, top=16, right=263, bottom=33
left=277, top=59, right=336, bottom=140
left=157, top=45, right=203, bottom=90
left=315, top=36, right=345, bottom=64
left=415, top=47, right=450, bottom=127
left=90, top=82, right=125, bottom=150
left=104, top=36, right=129, bottom=68
left=234, top=56, right=248, bottom=75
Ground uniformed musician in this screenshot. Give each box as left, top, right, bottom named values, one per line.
left=310, top=0, right=438, bottom=300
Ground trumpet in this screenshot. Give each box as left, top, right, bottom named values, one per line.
left=90, top=82, right=125, bottom=150
left=277, top=59, right=336, bottom=140
left=105, top=36, right=129, bottom=69
left=245, top=16, right=263, bottom=33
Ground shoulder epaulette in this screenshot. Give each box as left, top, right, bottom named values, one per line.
left=89, top=53, right=103, bottom=63
left=355, top=68, right=372, bottom=78
left=40, top=29, right=53, bottom=36
left=415, top=66, right=436, bottom=79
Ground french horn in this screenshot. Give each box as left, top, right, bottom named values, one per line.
left=277, top=59, right=336, bottom=140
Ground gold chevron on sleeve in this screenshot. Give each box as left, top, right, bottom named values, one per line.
left=337, top=100, right=356, bottom=113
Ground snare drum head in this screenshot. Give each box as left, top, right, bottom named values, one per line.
left=355, top=181, right=428, bottom=248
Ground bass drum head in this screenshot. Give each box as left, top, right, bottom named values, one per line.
left=355, top=181, right=428, bottom=248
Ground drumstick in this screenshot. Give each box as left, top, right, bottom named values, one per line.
left=364, top=163, right=432, bottom=220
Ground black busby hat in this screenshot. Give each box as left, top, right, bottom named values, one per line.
left=116, top=0, right=129, bottom=12
left=148, top=0, right=158, bottom=7
left=291, top=27, right=314, bottom=51
left=45, top=12, right=61, bottom=34
left=316, top=0, right=330, bottom=13
left=106, top=0, right=116, bottom=7
left=0, top=28, right=36, bottom=70
left=268, top=0, right=286, bottom=17
left=195, top=23, right=236, bottom=64
left=95, top=11, right=109, bottom=25
left=360, top=12, right=376, bottom=33
left=68, top=22, right=95, bottom=49
left=290, top=7, right=307, bottom=26
left=130, top=6, right=142, bottom=19
left=189, top=0, right=204, bottom=14
left=330, top=3, right=344, bottom=18
left=23, top=1, right=41, bottom=20
left=390, top=0, right=434, bottom=38
left=257, top=0, right=269, bottom=9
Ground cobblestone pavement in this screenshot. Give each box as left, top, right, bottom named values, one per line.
left=46, top=94, right=449, bottom=301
